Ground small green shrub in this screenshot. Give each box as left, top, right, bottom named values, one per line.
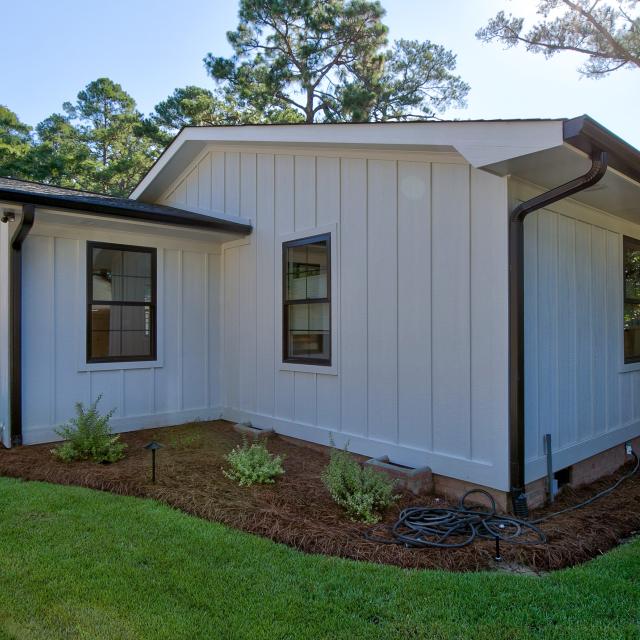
left=51, top=395, right=125, bottom=463
left=167, top=431, right=202, bottom=450
left=223, top=438, right=285, bottom=486
left=322, top=445, right=399, bottom=523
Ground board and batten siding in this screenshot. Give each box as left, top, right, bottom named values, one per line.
left=20, top=222, right=224, bottom=444
left=162, top=147, right=511, bottom=490
left=520, top=181, right=640, bottom=483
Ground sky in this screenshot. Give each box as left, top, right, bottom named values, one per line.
left=2, top=0, right=639, bottom=146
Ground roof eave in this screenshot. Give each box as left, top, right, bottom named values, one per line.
left=563, top=115, right=640, bottom=185
left=0, top=189, right=252, bottom=235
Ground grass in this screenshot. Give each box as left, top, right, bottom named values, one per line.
left=0, top=478, right=638, bottom=639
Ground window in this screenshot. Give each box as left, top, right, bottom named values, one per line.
left=87, top=242, right=156, bottom=363
left=624, top=236, right=640, bottom=363
left=283, top=234, right=331, bottom=365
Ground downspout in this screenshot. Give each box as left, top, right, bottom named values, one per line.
left=509, top=151, right=607, bottom=515
left=5, top=204, right=35, bottom=446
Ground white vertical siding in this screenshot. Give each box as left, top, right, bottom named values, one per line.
left=367, top=160, right=398, bottom=443
left=431, top=164, right=471, bottom=458
left=21, top=227, right=225, bottom=444
left=204, top=148, right=510, bottom=490
left=523, top=195, right=640, bottom=482
left=397, top=162, right=431, bottom=450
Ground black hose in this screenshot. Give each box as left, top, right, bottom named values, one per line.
left=529, top=451, right=639, bottom=524
left=366, top=453, right=639, bottom=550
left=366, top=489, right=546, bottom=549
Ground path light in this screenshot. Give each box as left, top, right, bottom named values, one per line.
left=144, top=440, right=163, bottom=483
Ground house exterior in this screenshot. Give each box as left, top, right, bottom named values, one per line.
left=1, top=116, right=639, bottom=511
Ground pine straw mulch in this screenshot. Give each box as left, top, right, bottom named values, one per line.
left=0, top=420, right=638, bottom=573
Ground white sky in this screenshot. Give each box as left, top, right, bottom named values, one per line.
left=1, top=0, right=638, bottom=145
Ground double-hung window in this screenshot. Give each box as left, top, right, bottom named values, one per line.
left=282, top=234, right=331, bottom=365
left=87, top=241, right=156, bottom=363
left=624, top=236, right=640, bottom=363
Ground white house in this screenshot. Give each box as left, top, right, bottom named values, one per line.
left=1, top=115, right=639, bottom=512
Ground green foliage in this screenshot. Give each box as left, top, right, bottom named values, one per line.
left=477, top=1, right=640, bottom=77
left=223, top=438, right=285, bottom=486
left=205, top=0, right=467, bottom=123
left=25, top=113, right=94, bottom=189
left=322, top=444, right=398, bottom=523
left=340, top=39, right=469, bottom=122
left=5, top=78, right=166, bottom=197
left=52, top=395, right=125, bottom=463
left=0, top=105, right=32, bottom=178
left=166, top=430, right=202, bottom=450
left=152, top=85, right=303, bottom=134
left=60, top=78, right=165, bottom=195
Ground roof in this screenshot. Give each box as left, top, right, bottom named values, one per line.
left=131, top=118, right=571, bottom=201
left=130, top=115, right=640, bottom=204
left=0, top=177, right=252, bottom=235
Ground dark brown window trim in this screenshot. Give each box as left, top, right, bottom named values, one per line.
left=282, top=233, right=331, bottom=366
left=87, top=241, right=157, bottom=364
left=624, top=235, right=640, bottom=364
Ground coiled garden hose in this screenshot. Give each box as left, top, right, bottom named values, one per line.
left=366, top=452, right=639, bottom=550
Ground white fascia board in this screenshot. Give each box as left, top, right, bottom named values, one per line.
left=131, top=120, right=564, bottom=201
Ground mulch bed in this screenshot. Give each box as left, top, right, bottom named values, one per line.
left=0, top=420, right=638, bottom=572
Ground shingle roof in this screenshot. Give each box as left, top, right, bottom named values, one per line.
left=0, top=177, right=252, bottom=234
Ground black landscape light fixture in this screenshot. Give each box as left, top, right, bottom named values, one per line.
left=144, top=440, right=163, bottom=483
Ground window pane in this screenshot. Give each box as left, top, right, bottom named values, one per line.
left=285, top=239, right=328, bottom=301
left=91, top=247, right=152, bottom=302
left=287, top=302, right=330, bottom=360
left=90, top=304, right=152, bottom=359
left=625, top=243, right=640, bottom=301
left=625, top=302, right=640, bottom=361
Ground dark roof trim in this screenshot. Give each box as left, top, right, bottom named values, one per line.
left=0, top=181, right=252, bottom=235
left=564, top=115, right=640, bottom=185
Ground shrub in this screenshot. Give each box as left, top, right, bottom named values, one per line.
left=322, top=445, right=399, bottom=523
left=223, top=438, right=285, bottom=486
left=51, top=395, right=125, bottom=463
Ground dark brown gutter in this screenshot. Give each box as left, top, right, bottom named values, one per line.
left=0, top=189, right=252, bottom=235
left=8, top=204, right=35, bottom=445
left=564, top=115, right=640, bottom=184
left=509, top=151, right=607, bottom=514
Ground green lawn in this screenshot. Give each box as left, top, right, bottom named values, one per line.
left=0, top=478, right=638, bottom=640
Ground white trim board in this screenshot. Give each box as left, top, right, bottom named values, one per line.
left=222, top=407, right=506, bottom=490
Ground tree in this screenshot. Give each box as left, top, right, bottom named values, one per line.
left=152, top=85, right=303, bottom=134
left=205, top=0, right=468, bottom=123
left=60, top=78, right=164, bottom=195
left=25, top=114, right=95, bottom=189
left=340, top=39, right=470, bottom=121
left=0, top=106, right=32, bottom=178
left=476, top=0, right=640, bottom=77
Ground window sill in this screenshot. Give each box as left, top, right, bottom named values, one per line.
left=279, top=361, right=337, bottom=375
left=78, top=359, right=163, bottom=373
left=619, top=361, right=640, bottom=374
